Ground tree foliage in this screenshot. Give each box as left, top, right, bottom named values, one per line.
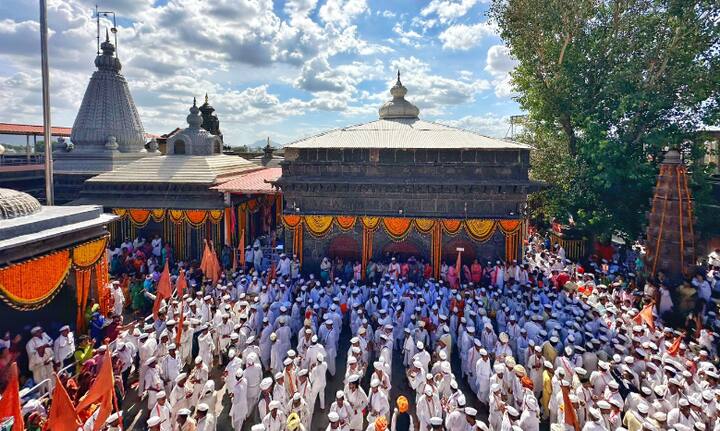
left=490, top=0, right=720, bottom=239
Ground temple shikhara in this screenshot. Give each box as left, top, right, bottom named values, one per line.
left=277, top=73, right=543, bottom=272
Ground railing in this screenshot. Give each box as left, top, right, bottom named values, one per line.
left=0, top=155, right=45, bottom=166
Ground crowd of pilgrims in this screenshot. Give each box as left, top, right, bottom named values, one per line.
left=8, top=234, right=720, bottom=431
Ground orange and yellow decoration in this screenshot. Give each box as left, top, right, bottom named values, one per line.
left=0, top=236, right=109, bottom=312
left=283, top=214, right=526, bottom=277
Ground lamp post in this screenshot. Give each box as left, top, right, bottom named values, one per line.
left=39, top=0, right=54, bottom=204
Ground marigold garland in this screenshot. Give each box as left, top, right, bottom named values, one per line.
left=150, top=209, right=166, bottom=222
left=208, top=210, right=224, bottom=223
left=0, top=250, right=72, bottom=310
left=335, top=216, right=357, bottom=231
left=128, top=209, right=151, bottom=226
left=361, top=216, right=381, bottom=231
left=442, top=219, right=463, bottom=235
left=498, top=219, right=522, bottom=234
left=383, top=217, right=413, bottom=240
left=465, top=219, right=496, bottom=242
left=283, top=214, right=302, bottom=229
left=72, top=237, right=108, bottom=268
left=413, top=218, right=436, bottom=233
left=304, top=215, right=334, bottom=237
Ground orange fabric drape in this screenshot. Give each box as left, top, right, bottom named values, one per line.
left=633, top=303, right=655, bottom=331
left=185, top=210, right=208, bottom=225
left=293, top=223, right=304, bottom=265
left=76, top=351, right=114, bottom=431
left=44, top=375, right=82, bottom=431
left=361, top=224, right=374, bottom=280
left=561, top=385, right=580, bottom=431
left=283, top=214, right=302, bottom=228
left=442, top=219, right=462, bottom=235
left=175, top=270, right=188, bottom=346
left=224, top=208, right=233, bottom=246
left=75, top=269, right=92, bottom=332
left=0, top=250, right=71, bottom=310
left=667, top=335, right=683, bottom=356
left=505, top=231, right=519, bottom=262
left=0, top=363, right=24, bottom=431
left=383, top=217, right=413, bottom=240
left=128, top=209, right=151, bottom=225
left=498, top=219, right=522, bottom=234
left=95, top=251, right=110, bottom=315
left=336, top=216, right=357, bottom=231
left=432, top=222, right=442, bottom=279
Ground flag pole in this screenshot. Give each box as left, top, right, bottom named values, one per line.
left=39, top=0, right=54, bottom=204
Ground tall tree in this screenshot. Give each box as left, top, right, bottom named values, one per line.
left=490, top=0, right=720, bottom=239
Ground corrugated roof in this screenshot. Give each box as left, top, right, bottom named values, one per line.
left=285, top=118, right=532, bottom=150
left=213, top=167, right=282, bottom=194
left=0, top=123, right=72, bottom=137
left=85, top=154, right=260, bottom=184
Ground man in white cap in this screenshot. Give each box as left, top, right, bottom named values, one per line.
left=310, top=353, right=328, bottom=410
left=195, top=403, right=216, bottom=431
left=582, top=408, right=606, bottom=431
left=144, top=357, right=164, bottom=409
left=245, top=352, right=263, bottom=407
left=417, top=386, right=442, bottom=431
left=150, top=390, right=172, bottom=431
left=367, top=378, right=390, bottom=425
left=147, top=416, right=162, bottom=431
left=26, top=327, right=53, bottom=394
left=197, top=325, right=215, bottom=367
left=170, top=373, right=192, bottom=423
left=161, top=343, right=181, bottom=394
left=258, top=377, right=274, bottom=420
left=474, top=348, right=491, bottom=405
left=263, top=401, right=287, bottom=431
left=289, top=392, right=311, bottom=430
left=104, top=411, right=122, bottom=431
left=53, top=325, right=75, bottom=368
left=346, top=374, right=368, bottom=431
left=189, top=356, right=209, bottom=405
left=327, top=411, right=348, bottom=431
left=667, top=398, right=695, bottom=428
left=230, top=368, right=248, bottom=431
left=321, top=319, right=339, bottom=376
left=330, top=391, right=352, bottom=426
left=112, top=281, right=125, bottom=317
left=176, top=408, right=196, bottom=431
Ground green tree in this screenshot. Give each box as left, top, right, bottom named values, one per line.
left=490, top=0, right=720, bottom=239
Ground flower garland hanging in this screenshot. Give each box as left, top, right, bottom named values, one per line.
left=0, top=250, right=72, bottom=310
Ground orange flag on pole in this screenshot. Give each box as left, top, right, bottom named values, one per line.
left=199, top=240, right=211, bottom=276
left=0, top=363, right=24, bottom=431
left=174, top=270, right=187, bottom=345
left=239, top=229, right=245, bottom=270
left=152, top=261, right=172, bottom=319
left=561, top=384, right=580, bottom=431
left=76, top=351, right=114, bottom=431
left=455, top=249, right=462, bottom=287
left=44, top=375, right=81, bottom=431
left=209, top=242, right=222, bottom=284
left=633, top=302, right=655, bottom=331
left=667, top=334, right=683, bottom=356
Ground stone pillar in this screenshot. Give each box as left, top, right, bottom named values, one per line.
left=645, top=149, right=695, bottom=281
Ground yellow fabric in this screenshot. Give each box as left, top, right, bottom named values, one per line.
left=542, top=370, right=552, bottom=412
left=150, top=209, right=165, bottom=222
left=111, top=208, right=127, bottom=218
left=208, top=210, right=223, bottom=223
left=72, top=237, right=108, bottom=268
left=169, top=210, right=185, bottom=224
left=304, top=215, right=334, bottom=237
left=413, top=218, right=435, bottom=233
left=361, top=216, right=381, bottom=231
left=464, top=219, right=496, bottom=241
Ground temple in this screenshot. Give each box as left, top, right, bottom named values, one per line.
left=73, top=98, right=270, bottom=259
left=53, top=31, right=158, bottom=203
left=277, top=72, right=543, bottom=272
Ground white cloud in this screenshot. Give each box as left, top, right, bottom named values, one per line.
left=318, top=0, right=368, bottom=28
left=439, top=21, right=497, bottom=50
left=484, top=44, right=519, bottom=98
left=443, top=114, right=510, bottom=138
left=420, top=0, right=480, bottom=24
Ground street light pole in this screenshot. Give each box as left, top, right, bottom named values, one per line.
left=40, top=0, right=54, bottom=205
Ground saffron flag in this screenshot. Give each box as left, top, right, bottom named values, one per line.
left=199, top=240, right=211, bottom=276
left=152, top=261, right=172, bottom=319
left=633, top=303, right=655, bottom=331
left=76, top=351, right=114, bottom=431
left=239, top=229, right=246, bottom=269
left=44, top=375, right=81, bottom=431
left=174, top=270, right=187, bottom=345
left=667, top=335, right=683, bottom=356
left=0, top=363, right=24, bottom=431
left=561, top=384, right=580, bottom=431
left=455, top=250, right=462, bottom=287
left=266, top=261, right=276, bottom=285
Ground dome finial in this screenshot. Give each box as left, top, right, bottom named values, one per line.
left=193, top=96, right=197, bottom=107
left=378, top=70, right=419, bottom=119
left=397, top=69, right=401, bottom=85
left=205, top=93, right=209, bottom=104
left=105, top=28, right=110, bottom=43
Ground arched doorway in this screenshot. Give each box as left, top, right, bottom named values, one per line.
left=327, top=234, right=361, bottom=262
left=381, top=240, right=422, bottom=261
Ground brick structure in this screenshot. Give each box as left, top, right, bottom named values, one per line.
left=277, top=73, right=543, bottom=271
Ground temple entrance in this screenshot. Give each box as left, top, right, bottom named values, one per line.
left=381, top=240, right=422, bottom=261
left=327, top=234, right=361, bottom=261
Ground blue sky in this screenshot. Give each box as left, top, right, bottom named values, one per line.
left=0, top=0, right=521, bottom=146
